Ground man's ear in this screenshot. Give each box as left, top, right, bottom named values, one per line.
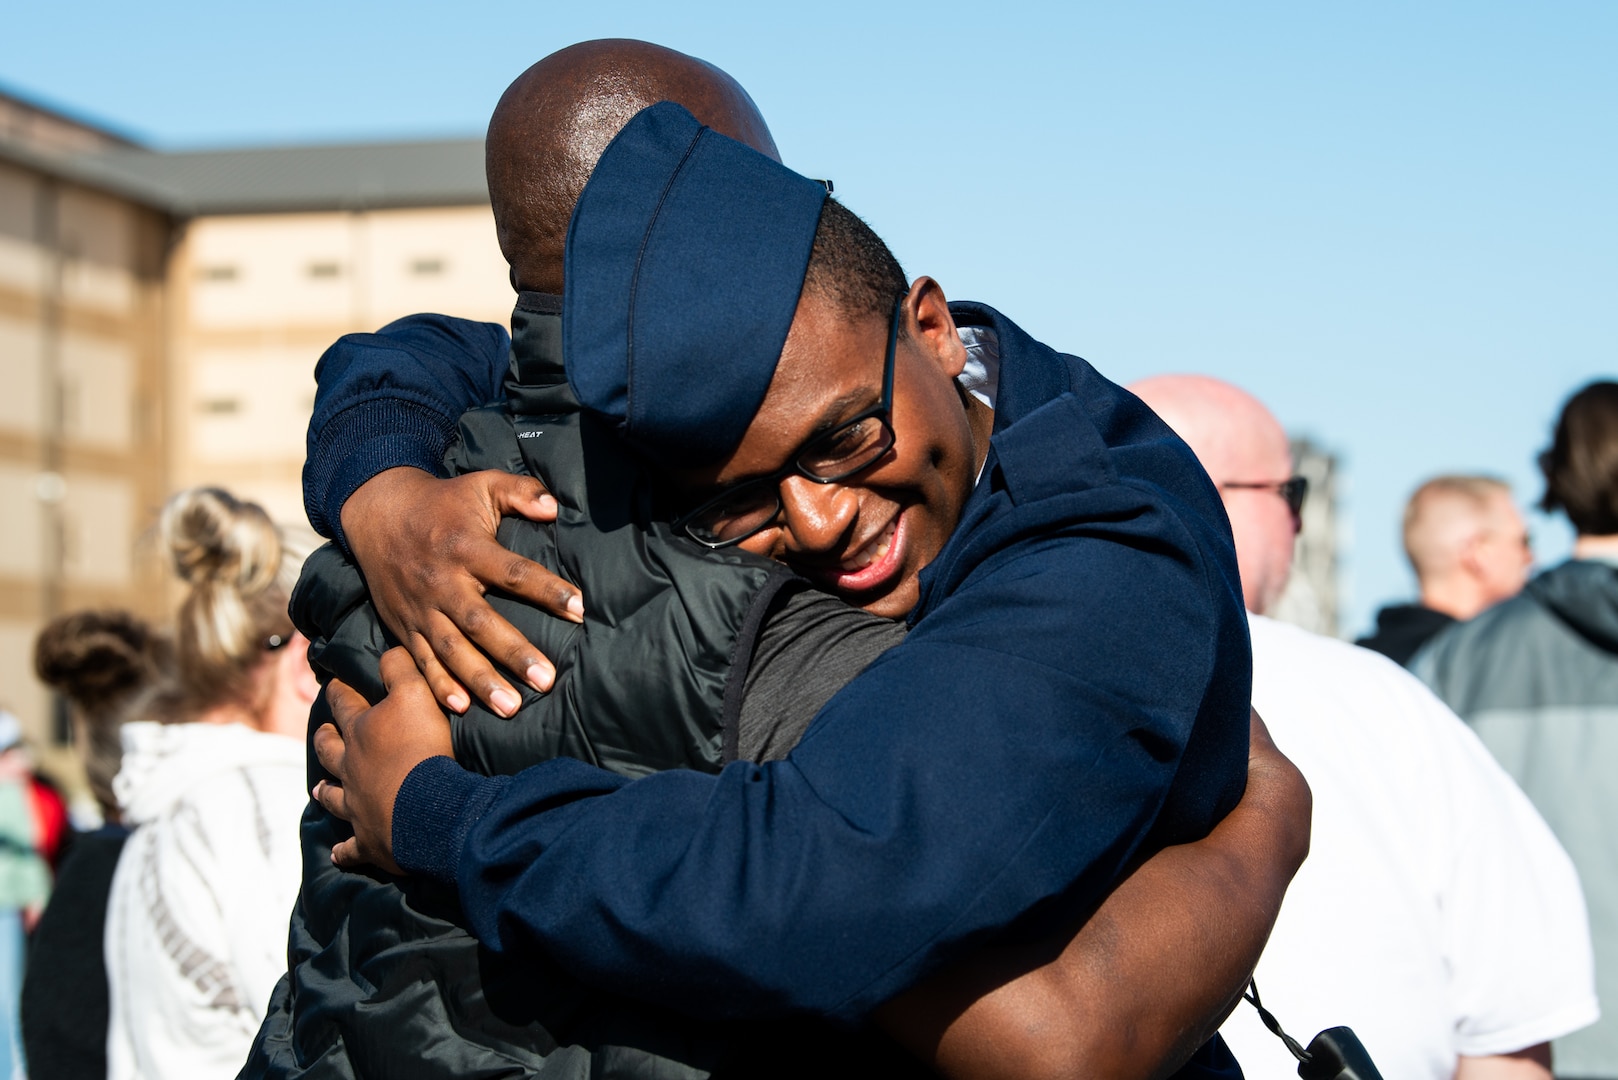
left=1456, top=532, right=1489, bottom=583
left=904, top=277, right=967, bottom=379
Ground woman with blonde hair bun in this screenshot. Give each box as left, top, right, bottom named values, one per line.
left=104, top=487, right=318, bottom=1080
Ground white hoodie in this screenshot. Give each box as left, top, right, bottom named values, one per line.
left=104, top=721, right=307, bottom=1080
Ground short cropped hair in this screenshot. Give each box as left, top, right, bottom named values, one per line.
left=1540, top=381, right=1618, bottom=537
left=802, top=199, right=910, bottom=328
left=1403, top=476, right=1511, bottom=578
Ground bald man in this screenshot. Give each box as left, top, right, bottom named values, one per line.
left=250, top=43, right=1304, bottom=1080
left=1356, top=477, right=1532, bottom=665
left=1130, top=375, right=1596, bottom=1080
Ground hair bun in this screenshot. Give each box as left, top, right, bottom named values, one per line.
left=34, top=610, right=169, bottom=714
left=159, top=487, right=298, bottom=700
left=160, top=487, right=282, bottom=594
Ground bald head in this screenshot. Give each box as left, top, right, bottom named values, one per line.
left=487, top=39, right=780, bottom=295
left=1130, top=375, right=1297, bottom=615
left=1403, top=476, right=1530, bottom=618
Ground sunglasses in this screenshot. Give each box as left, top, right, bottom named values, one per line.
left=1221, top=475, right=1309, bottom=519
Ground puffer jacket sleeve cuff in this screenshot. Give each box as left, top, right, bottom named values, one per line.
left=392, top=756, right=508, bottom=886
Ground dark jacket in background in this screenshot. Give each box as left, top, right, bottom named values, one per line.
left=1356, top=603, right=1456, bottom=667
left=1413, top=559, right=1618, bottom=1079
left=21, top=825, right=128, bottom=1080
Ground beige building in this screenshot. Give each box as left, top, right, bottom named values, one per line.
left=0, top=87, right=511, bottom=780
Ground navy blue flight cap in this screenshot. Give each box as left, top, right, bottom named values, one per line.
left=563, top=101, right=829, bottom=467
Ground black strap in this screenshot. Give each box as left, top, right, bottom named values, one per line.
left=1243, top=979, right=1312, bottom=1065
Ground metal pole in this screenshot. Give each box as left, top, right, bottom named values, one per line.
left=36, top=179, right=65, bottom=623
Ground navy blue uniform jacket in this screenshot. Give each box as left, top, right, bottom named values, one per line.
left=361, top=300, right=1252, bottom=1044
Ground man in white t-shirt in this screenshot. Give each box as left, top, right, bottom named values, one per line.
left=1130, top=374, right=1598, bottom=1080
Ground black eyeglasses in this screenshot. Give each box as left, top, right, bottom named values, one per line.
left=676, top=297, right=901, bottom=549
left=1222, top=476, right=1309, bottom=518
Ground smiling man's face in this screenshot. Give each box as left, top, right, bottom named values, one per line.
left=677, top=279, right=985, bottom=617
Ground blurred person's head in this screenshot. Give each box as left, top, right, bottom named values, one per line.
left=1540, top=381, right=1618, bottom=553
left=1402, top=476, right=1531, bottom=620
left=33, top=609, right=172, bottom=821
left=1128, top=375, right=1298, bottom=615
left=146, top=488, right=319, bottom=741
left=487, top=39, right=779, bottom=294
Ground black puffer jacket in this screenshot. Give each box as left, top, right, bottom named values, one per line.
left=240, top=295, right=922, bottom=1079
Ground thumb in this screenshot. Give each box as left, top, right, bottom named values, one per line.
left=488, top=471, right=558, bottom=522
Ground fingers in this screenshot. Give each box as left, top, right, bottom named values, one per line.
left=329, top=824, right=402, bottom=877
left=412, top=612, right=526, bottom=717
left=464, top=535, right=584, bottom=624
left=379, top=645, right=435, bottom=697
left=327, top=678, right=373, bottom=731
left=405, top=637, right=471, bottom=714
left=445, top=593, right=560, bottom=696
left=481, top=470, right=559, bottom=523
left=313, top=721, right=347, bottom=781
left=330, top=836, right=364, bottom=870
left=312, top=776, right=349, bottom=822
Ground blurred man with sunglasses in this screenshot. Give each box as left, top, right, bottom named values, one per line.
left=1130, top=374, right=1595, bottom=1080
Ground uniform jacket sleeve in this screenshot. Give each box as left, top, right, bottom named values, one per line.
left=391, top=391, right=1249, bottom=1024
left=301, top=314, right=510, bottom=549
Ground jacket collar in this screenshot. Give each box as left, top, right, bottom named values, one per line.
left=505, top=291, right=575, bottom=414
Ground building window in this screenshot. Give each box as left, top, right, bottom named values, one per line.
left=410, top=257, right=446, bottom=276
left=307, top=261, right=342, bottom=279
left=198, top=265, right=239, bottom=281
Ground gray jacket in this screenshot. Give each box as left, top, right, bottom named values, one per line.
left=1413, top=559, right=1618, bottom=1078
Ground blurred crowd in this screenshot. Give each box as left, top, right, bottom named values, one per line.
left=11, top=488, right=316, bottom=1078
left=1, top=37, right=1614, bottom=1080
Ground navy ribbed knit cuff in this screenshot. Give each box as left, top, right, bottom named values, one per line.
left=392, top=756, right=507, bottom=886
left=303, top=398, right=457, bottom=553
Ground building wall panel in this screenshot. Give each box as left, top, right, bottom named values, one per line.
left=0, top=463, right=45, bottom=578
left=0, top=314, right=43, bottom=437
left=0, top=235, right=42, bottom=297
left=58, top=188, right=136, bottom=314
left=186, top=214, right=360, bottom=328
left=362, top=206, right=510, bottom=326
left=0, top=618, right=51, bottom=746
left=189, top=345, right=319, bottom=463
left=60, top=472, right=134, bottom=587
left=60, top=331, right=135, bottom=451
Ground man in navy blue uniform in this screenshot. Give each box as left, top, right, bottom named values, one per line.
left=312, top=101, right=1277, bottom=1077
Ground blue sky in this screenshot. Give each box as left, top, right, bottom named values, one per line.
left=6, top=1, right=1614, bottom=635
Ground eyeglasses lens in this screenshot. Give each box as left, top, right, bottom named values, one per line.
left=687, top=486, right=781, bottom=545
left=1282, top=476, right=1309, bottom=517
left=800, top=417, right=893, bottom=479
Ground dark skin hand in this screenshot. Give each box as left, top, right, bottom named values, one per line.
left=313, top=647, right=452, bottom=876
left=314, top=663, right=1310, bottom=1080
left=340, top=466, right=581, bottom=717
